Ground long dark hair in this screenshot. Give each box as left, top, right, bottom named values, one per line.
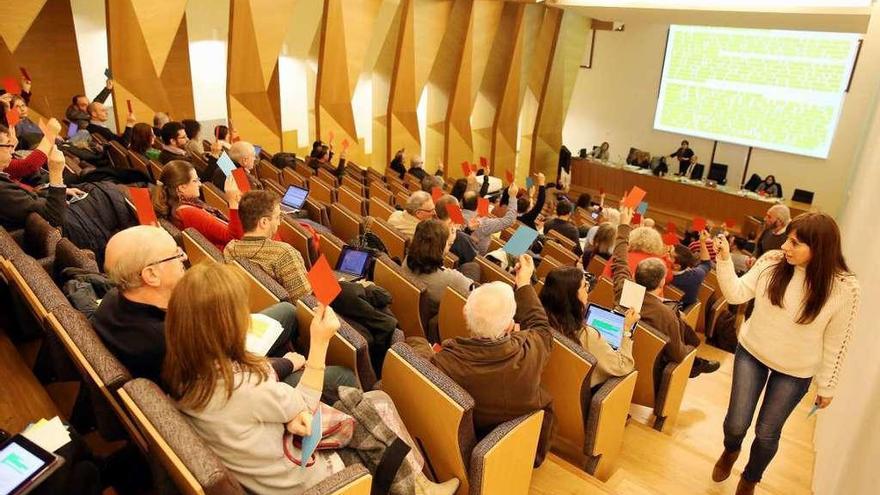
left=406, top=219, right=448, bottom=275
left=152, top=160, right=195, bottom=219
left=767, top=212, right=849, bottom=324
left=129, top=123, right=154, bottom=154
left=539, top=266, right=585, bottom=341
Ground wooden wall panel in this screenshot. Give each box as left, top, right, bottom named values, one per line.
left=0, top=0, right=84, bottom=123
left=107, top=0, right=195, bottom=133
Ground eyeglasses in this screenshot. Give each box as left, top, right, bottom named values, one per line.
left=144, top=248, right=187, bottom=268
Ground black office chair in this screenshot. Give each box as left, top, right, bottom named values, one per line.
left=688, top=163, right=705, bottom=180
left=707, top=163, right=728, bottom=185
left=792, top=188, right=813, bottom=204
left=743, top=173, right=762, bottom=191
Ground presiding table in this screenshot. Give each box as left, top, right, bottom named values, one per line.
left=568, top=158, right=811, bottom=234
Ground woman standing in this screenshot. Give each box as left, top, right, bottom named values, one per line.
left=712, top=213, right=860, bottom=495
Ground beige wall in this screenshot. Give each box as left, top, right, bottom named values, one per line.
left=562, top=20, right=880, bottom=215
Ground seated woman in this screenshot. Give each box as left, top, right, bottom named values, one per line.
left=306, top=143, right=346, bottom=177
left=163, top=262, right=458, bottom=495
left=152, top=160, right=243, bottom=249
left=128, top=122, right=158, bottom=162
left=755, top=174, right=781, bottom=197
left=540, top=266, right=638, bottom=388
left=402, top=219, right=476, bottom=342
left=583, top=222, right=616, bottom=268
left=601, top=224, right=673, bottom=283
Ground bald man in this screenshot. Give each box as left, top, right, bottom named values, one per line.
left=86, top=100, right=135, bottom=146
left=211, top=140, right=261, bottom=191
left=92, top=226, right=299, bottom=384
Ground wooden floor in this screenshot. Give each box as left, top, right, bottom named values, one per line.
left=529, top=342, right=817, bottom=495
left=1, top=328, right=814, bottom=495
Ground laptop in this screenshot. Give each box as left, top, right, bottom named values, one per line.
left=584, top=303, right=627, bottom=350
left=279, top=185, right=309, bottom=214
left=334, top=246, right=372, bottom=283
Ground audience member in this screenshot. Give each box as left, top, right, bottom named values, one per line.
left=583, top=222, right=616, bottom=267
left=729, top=236, right=750, bottom=275
left=590, top=141, right=610, bottom=161
left=224, top=191, right=311, bottom=300
left=602, top=224, right=673, bottom=283
left=163, top=262, right=457, bottom=495
left=402, top=219, right=475, bottom=341
left=611, top=206, right=719, bottom=377
left=499, top=172, right=546, bottom=230
left=158, top=121, right=190, bottom=164
left=128, top=122, right=157, bottom=161
left=389, top=148, right=406, bottom=179
left=671, top=232, right=712, bottom=307
left=2, top=117, right=61, bottom=184
left=434, top=195, right=479, bottom=266
left=420, top=174, right=444, bottom=194
left=213, top=124, right=232, bottom=153
left=8, top=94, right=42, bottom=150
left=152, top=160, right=244, bottom=249
left=752, top=204, right=790, bottom=261
left=307, top=143, right=346, bottom=177
left=152, top=112, right=170, bottom=136
left=688, top=228, right=718, bottom=261
left=388, top=190, right=435, bottom=237
left=65, top=79, right=112, bottom=129
left=407, top=255, right=556, bottom=466
left=212, top=140, right=261, bottom=191
left=540, top=266, right=638, bottom=387
left=543, top=200, right=583, bottom=256
left=755, top=175, right=780, bottom=198
left=93, top=226, right=299, bottom=383
left=408, top=155, right=427, bottom=181
left=0, top=123, right=66, bottom=229
left=585, top=207, right=620, bottom=245
left=461, top=182, right=518, bottom=255
left=181, top=118, right=206, bottom=158
left=86, top=100, right=134, bottom=145
left=712, top=213, right=859, bottom=494
left=670, top=139, right=695, bottom=176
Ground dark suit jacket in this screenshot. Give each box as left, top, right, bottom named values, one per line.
left=0, top=174, right=66, bottom=230
left=86, top=122, right=132, bottom=147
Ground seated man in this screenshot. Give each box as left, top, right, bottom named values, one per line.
left=65, top=79, right=112, bottom=129
left=671, top=232, right=712, bottom=308
left=612, top=207, right=720, bottom=377
left=211, top=140, right=261, bottom=191
left=223, top=191, right=311, bottom=301
left=498, top=172, right=546, bottom=230
left=0, top=123, right=66, bottom=229
left=158, top=121, right=190, bottom=164
left=407, top=155, right=427, bottom=181
left=94, top=226, right=306, bottom=385
left=461, top=182, right=518, bottom=255
left=407, top=255, right=555, bottom=466
left=543, top=200, right=583, bottom=256
left=387, top=190, right=435, bottom=237
left=420, top=174, right=444, bottom=194
left=86, top=100, right=134, bottom=146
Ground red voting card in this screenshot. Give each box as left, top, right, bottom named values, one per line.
left=232, top=168, right=251, bottom=192
left=479, top=156, right=488, bottom=169
left=341, top=138, right=350, bottom=151
left=445, top=203, right=465, bottom=225
left=460, top=161, right=471, bottom=177
left=19, top=67, right=31, bottom=82
left=477, top=197, right=490, bottom=217
left=666, top=221, right=677, bottom=233
left=505, top=170, right=514, bottom=183
left=470, top=162, right=478, bottom=173
left=5, top=108, right=20, bottom=128
left=621, top=186, right=646, bottom=208
left=128, top=187, right=157, bottom=226
left=599, top=187, right=605, bottom=196
left=692, top=217, right=707, bottom=232
left=632, top=213, right=642, bottom=225
left=307, top=255, right=342, bottom=306
left=724, top=218, right=736, bottom=229
left=2, top=77, right=21, bottom=95
left=432, top=343, right=443, bottom=353
left=126, top=99, right=133, bottom=114
left=431, top=187, right=443, bottom=202
left=663, top=232, right=679, bottom=246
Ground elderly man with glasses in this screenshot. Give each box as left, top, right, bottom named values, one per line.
left=387, top=190, right=435, bottom=237
left=93, top=226, right=299, bottom=386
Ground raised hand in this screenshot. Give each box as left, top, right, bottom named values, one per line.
left=310, top=304, right=340, bottom=346
left=224, top=175, right=242, bottom=208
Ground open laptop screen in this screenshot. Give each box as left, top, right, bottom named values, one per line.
left=281, top=186, right=309, bottom=210
left=336, top=247, right=370, bottom=277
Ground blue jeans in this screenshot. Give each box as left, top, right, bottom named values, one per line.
left=723, top=346, right=811, bottom=482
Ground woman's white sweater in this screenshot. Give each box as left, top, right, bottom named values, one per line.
left=716, top=250, right=860, bottom=396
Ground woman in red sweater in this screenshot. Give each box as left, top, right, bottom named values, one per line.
left=152, top=160, right=243, bottom=249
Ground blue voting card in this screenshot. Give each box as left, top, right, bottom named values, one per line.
left=525, top=176, right=534, bottom=189
left=503, top=226, right=539, bottom=257
left=254, top=145, right=262, bottom=158
left=217, top=151, right=237, bottom=177
left=300, top=407, right=323, bottom=468
left=636, top=201, right=649, bottom=215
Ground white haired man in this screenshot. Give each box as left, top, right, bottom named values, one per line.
left=407, top=254, right=556, bottom=467
left=407, top=155, right=427, bottom=181
left=387, top=190, right=435, bottom=237
left=211, top=140, right=261, bottom=191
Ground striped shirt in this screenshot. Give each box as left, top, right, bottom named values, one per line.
left=223, top=236, right=311, bottom=301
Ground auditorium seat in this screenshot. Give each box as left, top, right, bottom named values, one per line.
left=328, top=203, right=363, bottom=245
left=309, top=176, right=336, bottom=204
left=296, top=296, right=377, bottom=391
left=394, top=190, right=409, bottom=208
left=318, top=230, right=344, bottom=269
left=302, top=464, right=371, bottom=495
left=540, top=330, right=637, bottom=480
left=589, top=277, right=616, bottom=309
left=262, top=178, right=286, bottom=197
left=23, top=213, right=61, bottom=271
left=125, top=149, right=153, bottom=181
left=680, top=301, right=702, bottom=334
left=3, top=254, right=70, bottom=336
left=119, top=378, right=247, bottom=495
left=381, top=343, right=544, bottom=495
left=367, top=195, right=395, bottom=220
left=149, top=161, right=164, bottom=182
left=586, top=256, right=607, bottom=277
left=372, top=255, right=428, bottom=340
left=338, top=186, right=367, bottom=217
left=546, top=230, right=577, bottom=251
left=52, top=238, right=99, bottom=283
left=706, top=296, right=729, bottom=340
left=438, top=286, right=469, bottom=342
left=282, top=168, right=307, bottom=189
left=367, top=217, right=408, bottom=261
left=317, top=167, right=339, bottom=187
left=542, top=240, right=579, bottom=266
left=664, top=285, right=684, bottom=301
left=257, top=159, right=282, bottom=184
left=695, top=282, right=715, bottom=333
left=368, top=182, right=393, bottom=205
left=181, top=228, right=224, bottom=265
left=535, top=256, right=562, bottom=281
left=474, top=256, right=515, bottom=286
left=294, top=161, right=314, bottom=178
left=278, top=218, right=317, bottom=269
left=341, top=175, right=366, bottom=197
left=304, top=198, right=331, bottom=227
left=631, top=322, right=697, bottom=432
left=202, top=183, right=229, bottom=217
left=107, top=141, right=131, bottom=170
left=230, top=258, right=287, bottom=313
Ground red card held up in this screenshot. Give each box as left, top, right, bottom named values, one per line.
left=128, top=187, right=157, bottom=226
left=445, top=203, right=465, bottom=225
left=5, top=108, right=20, bottom=128
left=341, top=138, right=350, bottom=151
left=632, top=213, right=642, bottom=225
left=126, top=99, right=133, bottom=113
left=621, top=186, right=646, bottom=208
left=666, top=221, right=677, bottom=233
left=431, top=187, right=443, bottom=202
left=479, top=156, right=488, bottom=168
left=477, top=197, right=490, bottom=217
left=232, top=168, right=251, bottom=192
left=327, top=130, right=335, bottom=143
left=470, top=162, right=478, bottom=173
left=307, top=255, right=342, bottom=306
left=2, top=77, right=21, bottom=95
left=692, top=217, right=707, bottom=232
left=505, top=170, right=514, bottom=184
left=724, top=218, right=736, bottom=229
left=19, top=67, right=31, bottom=81
left=460, top=161, right=471, bottom=177
left=663, top=231, right=679, bottom=246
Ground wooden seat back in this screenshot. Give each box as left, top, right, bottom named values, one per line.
left=438, top=286, right=469, bottom=342
left=338, top=186, right=367, bottom=216
left=373, top=256, right=426, bottom=339
left=368, top=217, right=408, bottom=260
left=475, top=256, right=515, bottom=286
left=630, top=323, right=668, bottom=407
left=328, top=204, right=363, bottom=244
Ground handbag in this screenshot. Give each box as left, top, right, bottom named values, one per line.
left=282, top=403, right=356, bottom=467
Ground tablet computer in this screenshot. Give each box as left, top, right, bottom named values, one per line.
left=280, top=185, right=309, bottom=213
left=335, top=246, right=371, bottom=282
left=0, top=434, right=64, bottom=495
left=585, top=303, right=626, bottom=350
